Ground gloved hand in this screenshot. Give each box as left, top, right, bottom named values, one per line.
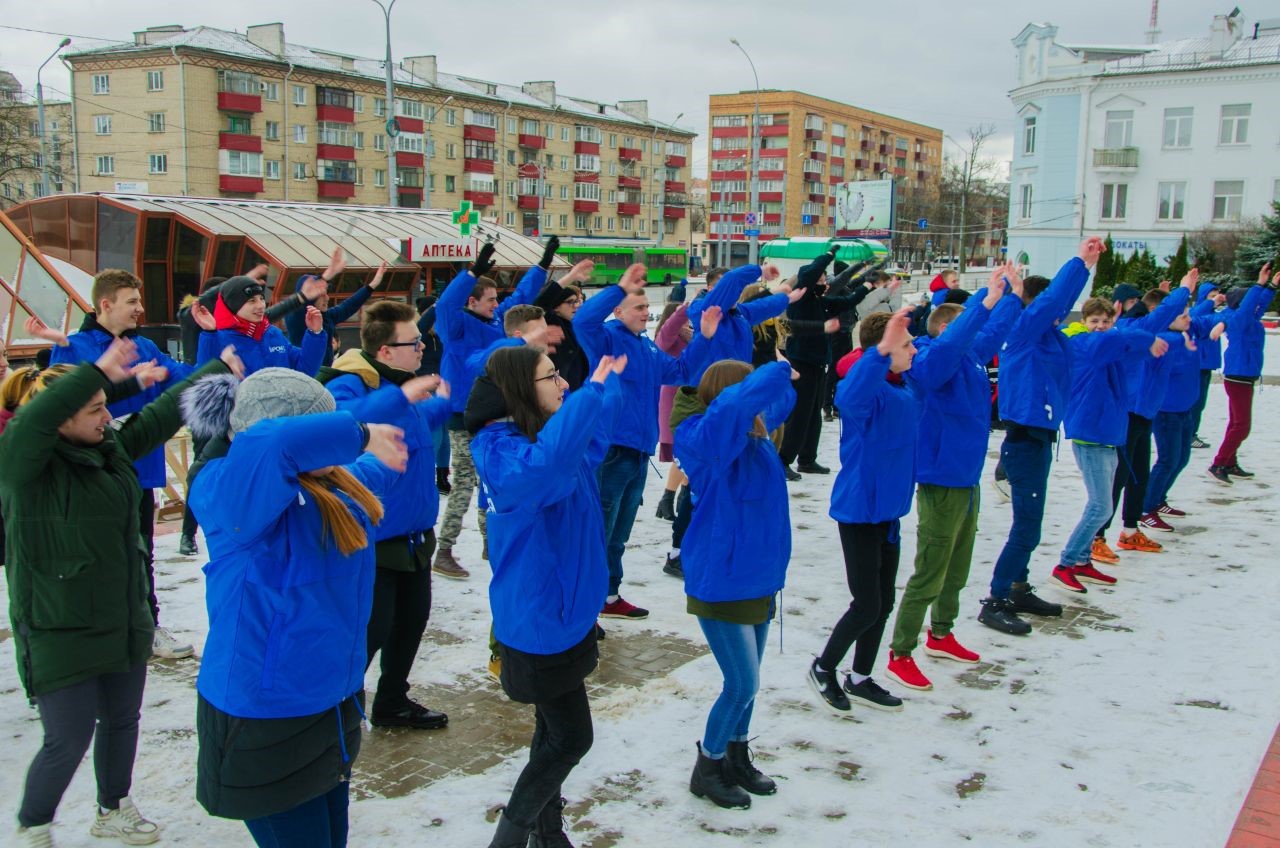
left=538, top=235, right=561, bottom=270
left=473, top=242, right=497, bottom=277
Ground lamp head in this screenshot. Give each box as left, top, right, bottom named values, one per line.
left=58, top=38, right=71, bottom=48
left=730, top=38, right=740, bottom=46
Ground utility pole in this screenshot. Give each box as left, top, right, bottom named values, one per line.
left=372, top=0, right=398, bottom=207
left=37, top=38, right=71, bottom=198
left=731, top=39, right=761, bottom=266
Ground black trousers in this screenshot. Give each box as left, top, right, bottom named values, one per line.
left=819, top=522, right=900, bottom=677
left=365, top=536, right=435, bottom=713
left=138, top=488, right=158, bottom=625
left=19, top=663, right=148, bottom=827
left=671, top=485, right=693, bottom=550
left=780, top=360, right=827, bottom=467
left=181, top=434, right=212, bottom=539
left=1100, top=413, right=1152, bottom=534
left=503, top=683, right=593, bottom=829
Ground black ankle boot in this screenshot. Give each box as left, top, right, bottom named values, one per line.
left=487, top=811, right=530, bottom=848
left=655, top=489, right=676, bottom=521
left=1009, top=583, right=1063, bottom=617
left=436, top=466, right=452, bottom=495
left=690, top=742, right=751, bottom=809
left=725, top=740, right=777, bottom=795
left=529, top=796, right=574, bottom=848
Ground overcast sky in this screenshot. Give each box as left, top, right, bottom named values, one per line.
left=2, top=1, right=1224, bottom=180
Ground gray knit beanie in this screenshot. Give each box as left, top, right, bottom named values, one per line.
left=229, top=368, right=335, bottom=434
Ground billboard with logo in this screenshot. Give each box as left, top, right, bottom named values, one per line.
left=834, top=179, right=894, bottom=238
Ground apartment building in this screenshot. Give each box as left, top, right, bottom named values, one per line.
left=60, top=23, right=694, bottom=244
left=707, top=90, right=942, bottom=264
left=0, top=71, right=72, bottom=207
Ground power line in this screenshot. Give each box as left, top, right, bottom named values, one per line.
left=0, top=24, right=129, bottom=44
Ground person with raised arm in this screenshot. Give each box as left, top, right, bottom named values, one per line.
left=285, top=249, right=388, bottom=367
left=684, top=261, right=795, bottom=376
left=194, top=275, right=328, bottom=377
left=534, top=257, right=596, bottom=391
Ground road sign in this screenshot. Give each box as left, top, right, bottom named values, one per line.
left=918, top=218, right=928, bottom=230
left=745, top=212, right=757, bottom=225
left=744, top=228, right=761, bottom=237
left=801, top=215, right=813, bottom=225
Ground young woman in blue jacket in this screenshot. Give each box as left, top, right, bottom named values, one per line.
left=466, top=345, right=626, bottom=848
left=673, top=357, right=797, bottom=810
left=1211, top=264, right=1279, bottom=482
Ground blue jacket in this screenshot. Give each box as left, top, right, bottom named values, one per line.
left=1160, top=336, right=1202, bottom=414
left=466, top=337, right=528, bottom=387
left=1223, top=284, right=1276, bottom=379
left=909, top=293, right=1020, bottom=488
left=685, top=265, right=788, bottom=378
left=1126, top=331, right=1186, bottom=420
left=472, top=378, right=621, bottom=655
left=196, top=324, right=326, bottom=378
left=996, top=257, right=1091, bottom=431
left=325, top=365, right=451, bottom=540
left=285, top=280, right=374, bottom=367
left=574, top=284, right=713, bottom=454
left=830, top=349, right=919, bottom=524
left=50, top=322, right=194, bottom=489
left=191, top=412, right=399, bottom=719
left=1063, top=326, right=1156, bottom=446
left=1193, top=284, right=1226, bottom=371
left=674, top=362, right=796, bottom=603
left=435, top=266, right=546, bottom=414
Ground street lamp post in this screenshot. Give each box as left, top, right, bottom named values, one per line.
left=730, top=38, right=761, bottom=266
left=944, top=133, right=970, bottom=273
left=371, top=0, right=398, bottom=208
left=37, top=38, right=71, bottom=198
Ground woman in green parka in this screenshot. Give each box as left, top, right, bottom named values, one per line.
left=0, top=337, right=239, bottom=848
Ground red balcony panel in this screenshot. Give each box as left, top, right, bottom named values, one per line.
left=464, top=158, right=495, bottom=174
left=804, top=128, right=823, bottom=140
left=808, top=151, right=827, bottom=162
left=517, top=195, right=540, bottom=210
left=518, top=133, right=545, bottom=149
left=217, top=91, right=262, bottom=113
left=573, top=200, right=599, bottom=213
left=219, top=132, right=262, bottom=153
left=759, top=148, right=788, bottom=158
left=758, top=169, right=784, bottom=180
left=711, top=126, right=750, bottom=138
left=879, top=144, right=890, bottom=154
left=617, top=175, right=642, bottom=189
left=809, top=193, right=825, bottom=203
left=917, top=170, right=927, bottom=180
left=316, top=104, right=355, bottom=124
left=664, top=180, right=686, bottom=194
left=617, top=202, right=640, bottom=216
left=398, top=117, right=424, bottom=134
left=517, top=163, right=543, bottom=179
left=873, top=162, right=887, bottom=172
left=463, top=124, right=496, bottom=142
left=573, top=171, right=599, bottom=184
left=759, top=191, right=783, bottom=203
left=464, top=190, right=494, bottom=207
left=860, top=140, right=873, bottom=151
left=219, top=174, right=263, bottom=193
left=317, top=143, right=356, bottom=161
left=854, top=158, right=868, bottom=169
left=665, top=154, right=686, bottom=168
left=828, top=196, right=836, bottom=205
left=763, top=213, right=782, bottom=224
left=574, top=141, right=600, bottom=155
left=894, top=167, right=907, bottom=177
left=760, top=124, right=789, bottom=137
left=829, top=175, right=843, bottom=185
left=619, top=146, right=642, bottom=161
left=396, top=151, right=424, bottom=168
left=730, top=192, right=748, bottom=202
left=830, top=136, right=846, bottom=147
left=398, top=186, right=423, bottom=195
left=317, top=180, right=355, bottom=199
left=915, top=151, right=926, bottom=162
left=663, top=206, right=685, bottom=219
left=715, top=169, right=748, bottom=181
left=711, top=149, right=747, bottom=160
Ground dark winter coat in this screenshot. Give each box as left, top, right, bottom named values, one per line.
left=285, top=279, right=375, bottom=367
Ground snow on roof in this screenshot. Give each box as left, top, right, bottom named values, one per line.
left=1100, top=32, right=1280, bottom=74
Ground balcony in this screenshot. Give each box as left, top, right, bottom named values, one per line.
left=830, top=135, right=846, bottom=147
left=712, top=126, right=749, bottom=138
left=1093, top=147, right=1139, bottom=169
left=395, top=151, right=424, bottom=168
left=317, top=180, right=355, bottom=199
left=894, top=167, right=906, bottom=177
left=915, top=151, right=926, bottom=162
left=316, top=104, right=355, bottom=124
left=574, top=141, right=600, bottom=155
left=873, top=162, right=886, bottom=173
left=878, top=144, right=890, bottom=154
left=619, top=146, right=642, bottom=161
left=854, top=158, right=868, bottom=169
left=760, top=124, right=789, bottom=137
left=463, top=124, right=496, bottom=142
left=617, top=202, right=640, bottom=216
left=573, top=199, right=599, bottom=213
left=219, top=132, right=262, bottom=153
left=664, top=180, right=686, bottom=194
left=517, top=195, right=540, bottom=210
left=759, top=191, right=783, bottom=203
left=464, top=190, right=495, bottom=207
left=804, top=128, right=823, bottom=140
left=618, top=175, right=642, bottom=189
left=316, top=144, right=355, bottom=161
left=518, top=133, right=545, bottom=149
left=758, top=148, right=787, bottom=159
left=916, top=170, right=927, bottom=180
left=758, top=168, right=784, bottom=180
left=665, top=154, right=687, bottom=168
left=396, top=170, right=424, bottom=188
left=219, top=174, right=263, bottom=193
left=573, top=171, right=599, bottom=184
left=464, top=157, right=495, bottom=174
left=763, top=213, right=782, bottom=224
left=808, top=151, right=827, bottom=162
left=217, top=91, right=262, bottom=113
left=808, top=193, right=825, bottom=203
left=663, top=206, right=685, bottom=219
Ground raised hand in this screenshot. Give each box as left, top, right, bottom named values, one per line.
left=1180, top=268, right=1199, bottom=292
left=787, top=287, right=805, bottom=304
left=538, top=235, right=561, bottom=270
left=544, top=324, right=566, bottom=348
left=1210, top=322, right=1226, bottom=341
left=219, top=345, right=246, bottom=380
left=561, top=258, right=595, bottom=285
left=325, top=245, right=347, bottom=282
left=875, top=308, right=913, bottom=356
left=246, top=263, right=270, bottom=281
left=887, top=278, right=903, bottom=294
left=823, top=317, right=841, bottom=333
left=1158, top=279, right=1171, bottom=293
left=472, top=242, right=497, bottom=277
left=761, top=263, right=781, bottom=283
left=1182, top=331, right=1197, bottom=352
left=590, top=354, right=628, bottom=384
left=1149, top=336, right=1169, bottom=358
left=299, top=274, right=328, bottom=303
left=1004, top=260, right=1025, bottom=300
left=1078, top=236, right=1107, bottom=269
left=23, top=315, right=69, bottom=346
left=305, top=306, right=324, bottom=334
left=365, top=423, right=408, bottom=472
left=192, top=301, right=217, bottom=331
left=369, top=261, right=388, bottom=290
left=699, top=304, right=724, bottom=339
left=130, top=361, right=169, bottom=389
left=619, top=263, right=647, bottom=294
left=95, top=338, right=139, bottom=383
left=434, top=379, right=451, bottom=400
left=1258, top=262, right=1272, bottom=286
left=401, top=375, right=441, bottom=403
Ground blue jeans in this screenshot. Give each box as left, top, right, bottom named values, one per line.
left=597, top=446, right=648, bottom=596
left=1145, top=410, right=1194, bottom=513
left=1189, top=370, right=1212, bottom=438
left=245, top=781, right=349, bottom=848
left=990, top=433, right=1053, bottom=599
left=697, top=617, right=770, bottom=758
left=432, top=425, right=450, bottom=469
left=1061, top=443, right=1119, bottom=566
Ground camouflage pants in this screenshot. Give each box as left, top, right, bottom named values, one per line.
left=439, top=428, right=487, bottom=550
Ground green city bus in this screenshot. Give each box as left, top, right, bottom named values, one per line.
left=759, top=237, right=889, bottom=279
left=558, top=244, right=690, bottom=286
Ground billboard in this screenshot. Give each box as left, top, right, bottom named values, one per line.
left=834, top=179, right=894, bottom=238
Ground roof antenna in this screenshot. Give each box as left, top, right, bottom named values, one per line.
left=1145, top=0, right=1161, bottom=44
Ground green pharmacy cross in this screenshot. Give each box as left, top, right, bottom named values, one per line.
left=453, top=200, right=479, bottom=236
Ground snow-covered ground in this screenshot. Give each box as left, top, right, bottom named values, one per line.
left=3, top=388, right=1279, bottom=847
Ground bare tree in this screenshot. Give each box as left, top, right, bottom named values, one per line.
left=947, top=123, right=998, bottom=272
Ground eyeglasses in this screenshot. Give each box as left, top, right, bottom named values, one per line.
left=385, top=336, right=424, bottom=349
left=534, top=369, right=563, bottom=383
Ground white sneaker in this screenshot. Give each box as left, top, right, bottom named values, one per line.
left=17, top=823, right=54, bottom=848
left=90, top=797, right=159, bottom=845
left=151, top=627, right=193, bottom=659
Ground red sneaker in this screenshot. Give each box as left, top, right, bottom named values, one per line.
left=1155, top=502, right=1187, bottom=517
left=1074, top=563, right=1117, bottom=586
left=1051, top=565, right=1087, bottom=593
left=885, top=651, right=933, bottom=691
left=924, top=630, right=980, bottom=664
left=600, top=597, right=649, bottom=619
left=1139, top=512, right=1174, bottom=532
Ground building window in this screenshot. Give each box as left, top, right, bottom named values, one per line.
left=261, top=81, right=279, bottom=101
left=353, top=95, right=364, bottom=113
left=1218, top=104, right=1250, bottom=145
left=1162, top=107, right=1193, bottom=148
left=506, top=117, right=517, bottom=134
left=218, top=70, right=259, bottom=95
left=1023, top=116, right=1036, bottom=155
left=1212, top=180, right=1244, bottom=221
left=505, top=211, right=515, bottom=226
left=374, top=135, right=386, bottom=152
left=607, top=217, right=615, bottom=232
left=559, top=214, right=568, bottom=228
left=445, top=175, right=456, bottom=192
left=560, top=185, right=569, bottom=200
left=95, top=155, right=114, bottom=175
left=396, top=99, right=425, bottom=119
left=1100, top=183, right=1128, bottom=220
left=711, top=116, right=746, bottom=128
left=317, top=87, right=355, bottom=110
left=832, top=121, right=847, bottom=138
left=574, top=182, right=600, bottom=201
left=621, top=217, right=632, bottom=232
left=353, top=131, right=364, bottom=150
left=803, top=114, right=825, bottom=132
left=92, top=74, right=109, bottom=95
left=574, top=125, right=602, bottom=143
left=544, top=122, right=553, bottom=139
left=574, top=154, right=599, bottom=172
left=374, top=169, right=386, bottom=187
left=315, top=159, right=355, bottom=183
left=506, top=149, right=516, bottom=165
left=463, top=108, right=496, bottom=127
left=147, top=113, right=165, bottom=134
left=464, top=139, right=495, bottom=160
left=561, top=126, right=570, bottom=142
left=575, top=214, right=587, bottom=229
left=292, top=85, right=306, bottom=106
left=519, top=118, right=538, bottom=135
left=1019, top=184, right=1033, bottom=220
left=355, top=168, right=364, bottom=185
left=94, top=115, right=111, bottom=136
left=1103, top=110, right=1133, bottom=148
left=608, top=133, right=617, bottom=148
left=293, top=162, right=307, bottom=181
left=265, top=121, right=280, bottom=141
left=146, top=70, right=164, bottom=92
left=148, top=153, right=167, bottom=174
left=374, top=98, right=386, bottom=117
left=608, top=190, right=617, bottom=203
left=639, top=218, right=647, bottom=232
left=221, top=150, right=263, bottom=177
left=445, top=109, right=457, bottom=127
left=291, top=125, right=306, bottom=143
left=265, top=160, right=281, bottom=180
left=317, top=122, right=351, bottom=147
left=446, top=143, right=458, bottom=159
left=1157, top=181, right=1186, bottom=221
left=227, top=115, right=252, bottom=135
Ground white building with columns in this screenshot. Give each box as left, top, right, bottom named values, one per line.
left=1006, top=11, right=1280, bottom=279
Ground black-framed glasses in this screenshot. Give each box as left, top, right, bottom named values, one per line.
left=386, top=336, right=424, bottom=349
left=534, top=369, right=562, bottom=383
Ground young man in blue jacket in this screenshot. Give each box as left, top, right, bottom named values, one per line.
left=433, top=240, right=559, bottom=579
left=978, top=238, right=1103, bottom=636
left=574, top=262, right=723, bottom=620
left=684, top=262, right=796, bottom=377
left=320, top=300, right=454, bottom=731
left=885, top=266, right=1022, bottom=692
left=1189, top=282, right=1228, bottom=449
left=49, top=269, right=198, bottom=660
left=195, top=275, right=328, bottom=376
left=285, top=249, right=387, bottom=367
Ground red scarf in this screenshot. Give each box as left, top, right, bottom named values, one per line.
left=835, top=346, right=905, bottom=384
left=213, top=294, right=269, bottom=341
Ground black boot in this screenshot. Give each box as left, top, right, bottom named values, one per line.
left=1009, top=583, right=1063, bottom=617
left=690, top=742, right=751, bottom=809
left=436, top=466, right=452, bottom=495
left=178, top=534, right=198, bottom=556
left=655, top=489, right=676, bottom=521
left=529, top=796, right=574, bottom=848
left=724, top=740, right=777, bottom=796
left=486, top=811, right=529, bottom=848
left=978, top=597, right=1032, bottom=636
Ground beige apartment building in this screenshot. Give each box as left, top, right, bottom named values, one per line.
left=1, top=71, right=73, bottom=207
left=708, top=90, right=942, bottom=263
left=60, top=24, right=694, bottom=244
